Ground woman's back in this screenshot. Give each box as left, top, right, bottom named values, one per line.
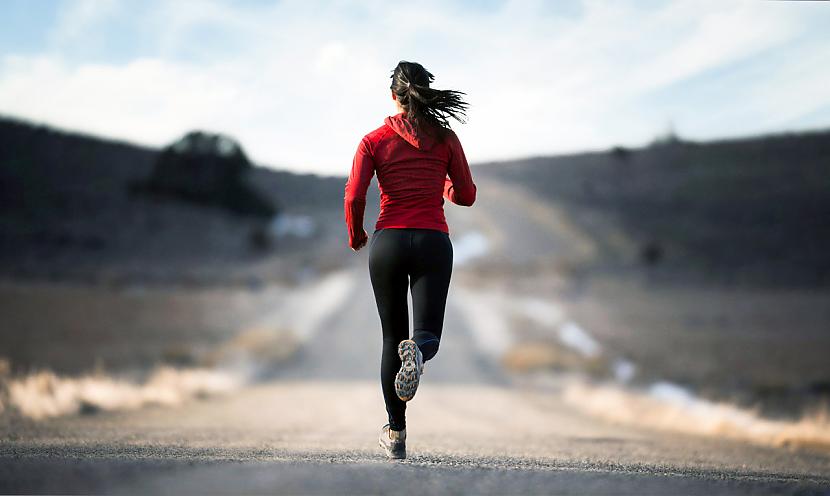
left=344, top=112, right=476, bottom=248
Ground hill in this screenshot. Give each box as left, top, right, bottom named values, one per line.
left=473, top=130, right=830, bottom=287
left=0, top=115, right=367, bottom=285
left=4, top=113, right=827, bottom=287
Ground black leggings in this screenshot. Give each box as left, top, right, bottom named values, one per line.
left=368, top=227, right=453, bottom=431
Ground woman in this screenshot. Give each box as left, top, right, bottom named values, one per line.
left=344, top=61, right=477, bottom=460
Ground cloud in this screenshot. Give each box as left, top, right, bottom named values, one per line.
left=0, top=0, right=828, bottom=175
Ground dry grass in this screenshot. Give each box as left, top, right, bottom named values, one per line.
left=202, top=326, right=300, bottom=372
left=3, top=366, right=241, bottom=420
left=501, top=341, right=609, bottom=377
left=0, top=323, right=303, bottom=421
left=563, top=381, right=830, bottom=453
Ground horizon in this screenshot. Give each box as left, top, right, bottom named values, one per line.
left=6, top=110, right=829, bottom=179
left=1, top=0, right=829, bottom=176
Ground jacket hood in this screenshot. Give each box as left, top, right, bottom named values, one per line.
left=384, top=112, right=437, bottom=151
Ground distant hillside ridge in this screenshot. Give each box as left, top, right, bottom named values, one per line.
left=0, top=114, right=356, bottom=284
left=474, top=128, right=830, bottom=286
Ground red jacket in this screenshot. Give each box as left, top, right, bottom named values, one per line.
left=344, top=112, right=477, bottom=249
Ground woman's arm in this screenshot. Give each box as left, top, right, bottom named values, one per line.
left=443, top=131, right=477, bottom=207
left=344, top=137, right=375, bottom=250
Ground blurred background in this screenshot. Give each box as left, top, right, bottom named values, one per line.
left=1, top=0, right=829, bottom=457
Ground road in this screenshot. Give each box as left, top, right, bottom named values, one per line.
left=2, top=178, right=829, bottom=494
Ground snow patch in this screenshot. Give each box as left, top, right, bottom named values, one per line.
left=558, top=320, right=601, bottom=357
left=612, top=359, right=637, bottom=383
left=515, top=297, right=565, bottom=327
left=452, top=231, right=489, bottom=266
left=269, top=214, right=316, bottom=238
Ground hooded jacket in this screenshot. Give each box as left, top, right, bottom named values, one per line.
left=344, top=112, right=477, bottom=249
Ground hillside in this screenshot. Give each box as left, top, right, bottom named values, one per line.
left=3, top=114, right=828, bottom=287
left=473, top=130, right=830, bottom=287
left=0, top=115, right=371, bottom=285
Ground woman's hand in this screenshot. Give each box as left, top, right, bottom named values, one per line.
left=351, top=229, right=369, bottom=251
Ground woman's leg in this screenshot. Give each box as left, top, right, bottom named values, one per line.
left=368, top=229, right=410, bottom=431
left=409, top=230, right=453, bottom=362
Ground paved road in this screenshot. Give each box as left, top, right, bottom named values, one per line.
left=2, top=178, right=830, bottom=494
left=2, top=263, right=830, bottom=494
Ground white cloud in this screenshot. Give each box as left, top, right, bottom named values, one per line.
left=0, top=0, right=828, bottom=175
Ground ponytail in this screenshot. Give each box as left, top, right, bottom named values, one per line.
left=390, top=61, right=468, bottom=139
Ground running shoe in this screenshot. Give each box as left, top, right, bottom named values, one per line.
left=395, top=339, right=424, bottom=401
left=378, top=423, right=406, bottom=459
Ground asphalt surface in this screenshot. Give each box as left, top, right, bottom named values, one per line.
left=2, top=177, right=830, bottom=494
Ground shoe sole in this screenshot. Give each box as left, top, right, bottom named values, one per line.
left=395, top=340, right=420, bottom=401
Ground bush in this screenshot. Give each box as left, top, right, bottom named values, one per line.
left=132, top=131, right=277, bottom=218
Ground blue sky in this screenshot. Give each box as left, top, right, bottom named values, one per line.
left=1, top=0, right=829, bottom=176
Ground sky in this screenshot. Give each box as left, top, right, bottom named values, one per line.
left=1, top=0, right=829, bottom=177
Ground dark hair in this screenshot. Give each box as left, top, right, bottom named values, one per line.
left=390, top=61, right=468, bottom=139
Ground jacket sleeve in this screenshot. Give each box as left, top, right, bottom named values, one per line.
left=443, top=131, right=477, bottom=206
left=344, top=137, right=375, bottom=249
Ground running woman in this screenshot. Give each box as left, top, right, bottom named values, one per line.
left=344, top=61, right=477, bottom=460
